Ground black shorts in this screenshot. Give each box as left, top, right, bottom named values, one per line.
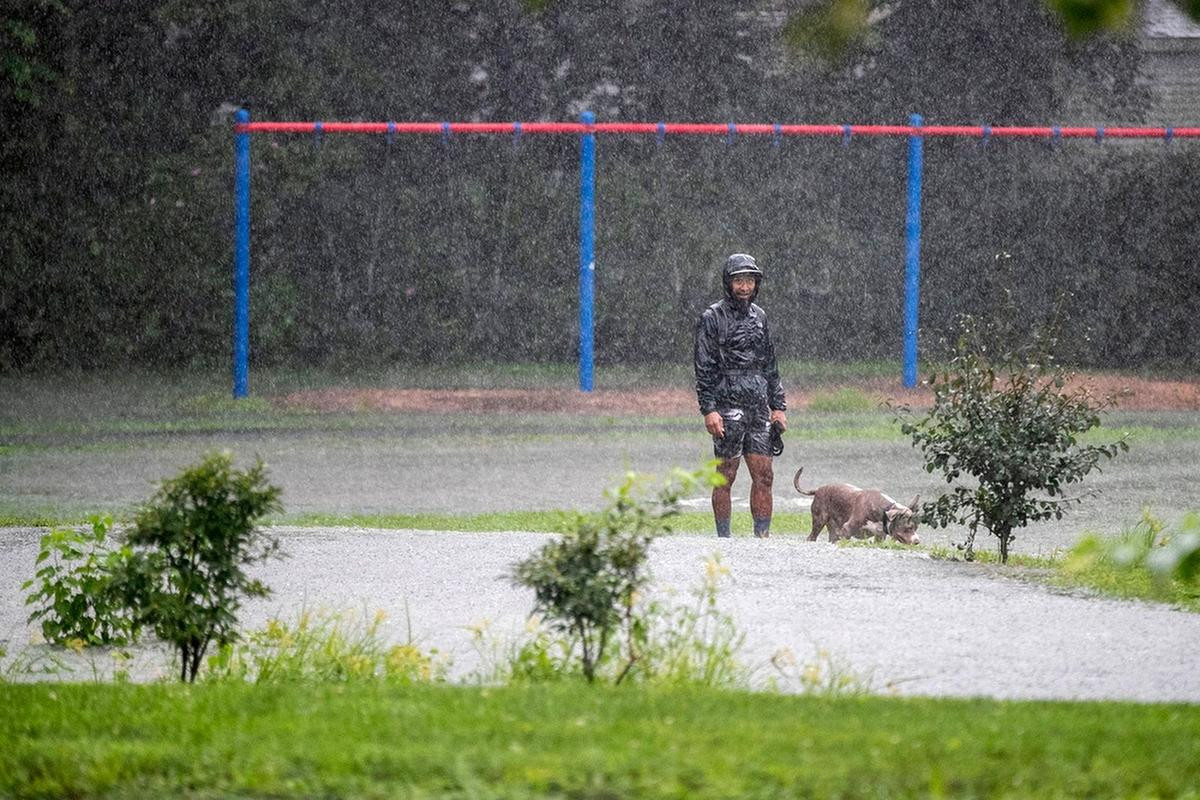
left=712, top=404, right=773, bottom=460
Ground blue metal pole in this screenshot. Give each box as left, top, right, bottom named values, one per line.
left=233, top=109, right=251, bottom=398
left=902, top=113, right=924, bottom=388
left=579, top=111, right=596, bottom=392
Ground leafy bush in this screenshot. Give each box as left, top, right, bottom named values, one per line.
left=21, top=514, right=137, bottom=646
left=206, top=607, right=446, bottom=685
left=897, top=307, right=1128, bottom=563
left=510, top=465, right=720, bottom=683
left=117, top=451, right=283, bottom=682
left=484, top=552, right=746, bottom=688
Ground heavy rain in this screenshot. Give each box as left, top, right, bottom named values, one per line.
left=3, top=1, right=1200, bottom=794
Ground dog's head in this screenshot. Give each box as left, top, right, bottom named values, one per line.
left=883, top=496, right=921, bottom=544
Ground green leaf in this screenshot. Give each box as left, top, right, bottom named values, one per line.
left=783, top=0, right=871, bottom=61
left=1045, top=0, right=1135, bottom=36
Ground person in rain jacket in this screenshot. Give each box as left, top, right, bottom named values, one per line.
left=694, top=253, right=787, bottom=538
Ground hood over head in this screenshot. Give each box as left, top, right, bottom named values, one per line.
left=723, top=253, right=763, bottom=307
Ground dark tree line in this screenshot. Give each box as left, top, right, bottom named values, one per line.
left=3, top=1, right=1195, bottom=373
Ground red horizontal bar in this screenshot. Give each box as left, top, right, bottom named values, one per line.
left=235, top=121, right=1200, bottom=139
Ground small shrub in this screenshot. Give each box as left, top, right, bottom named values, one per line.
left=510, top=464, right=722, bottom=683
left=897, top=304, right=1128, bottom=563
left=21, top=514, right=137, bottom=646
left=487, top=553, right=747, bottom=688
left=117, top=451, right=284, bottom=682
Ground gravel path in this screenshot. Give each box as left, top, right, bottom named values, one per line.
left=3, top=526, right=1198, bottom=702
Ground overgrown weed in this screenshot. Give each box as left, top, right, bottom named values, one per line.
left=767, top=646, right=879, bottom=697
left=205, top=606, right=447, bottom=685
left=0, top=642, right=69, bottom=682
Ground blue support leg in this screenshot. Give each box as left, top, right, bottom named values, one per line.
left=234, top=109, right=251, bottom=398
left=579, top=111, right=596, bottom=392
left=903, top=113, right=924, bottom=389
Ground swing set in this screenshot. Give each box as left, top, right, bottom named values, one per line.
left=231, top=109, right=1199, bottom=398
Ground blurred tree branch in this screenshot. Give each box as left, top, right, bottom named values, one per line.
left=1, top=0, right=67, bottom=107
left=786, top=0, right=1198, bottom=61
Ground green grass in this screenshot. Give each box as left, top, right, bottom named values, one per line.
left=284, top=510, right=815, bottom=536
left=807, top=386, right=880, bottom=412
left=0, top=510, right=817, bottom=536
left=1055, top=561, right=1200, bottom=611
left=927, top=538, right=1200, bottom=611
left=1, top=682, right=1197, bottom=799
left=3, top=406, right=1174, bottom=449
left=285, top=510, right=589, bottom=533
left=928, top=544, right=1063, bottom=570
left=1056, top=514, right=1200, bottom=612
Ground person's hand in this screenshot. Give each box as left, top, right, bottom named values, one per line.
left=770, top=409, right=787, bottom=432
left=704, top=411, right=724, bottom=438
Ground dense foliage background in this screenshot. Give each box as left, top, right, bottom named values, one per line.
left=3, top=1, right=1196, bottom=373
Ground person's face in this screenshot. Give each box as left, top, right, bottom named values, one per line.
left=730, top=274, right=757, bottom=301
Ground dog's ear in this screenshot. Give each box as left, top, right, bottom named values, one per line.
left=908, top=495, right=920, bottom=512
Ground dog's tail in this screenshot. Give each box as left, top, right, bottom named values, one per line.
left=792, top=466, right=815, bottom=496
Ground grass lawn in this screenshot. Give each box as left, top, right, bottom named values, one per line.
left=2, top=682, right=1198, bottom=799
left=281, top=510, right=816, bottom=536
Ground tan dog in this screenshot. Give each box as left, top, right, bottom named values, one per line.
left=793, top=467, right=921, bottom=544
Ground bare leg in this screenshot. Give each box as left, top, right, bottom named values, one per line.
left=745, top=454, right=774, bottom=537
left=712, top=457, right=741, bottom=537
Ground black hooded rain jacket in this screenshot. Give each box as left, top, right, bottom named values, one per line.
left=694, top=259, right=787, bottom=416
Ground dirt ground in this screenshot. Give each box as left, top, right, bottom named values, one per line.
left=279, top=374, right=1200, bottom=415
